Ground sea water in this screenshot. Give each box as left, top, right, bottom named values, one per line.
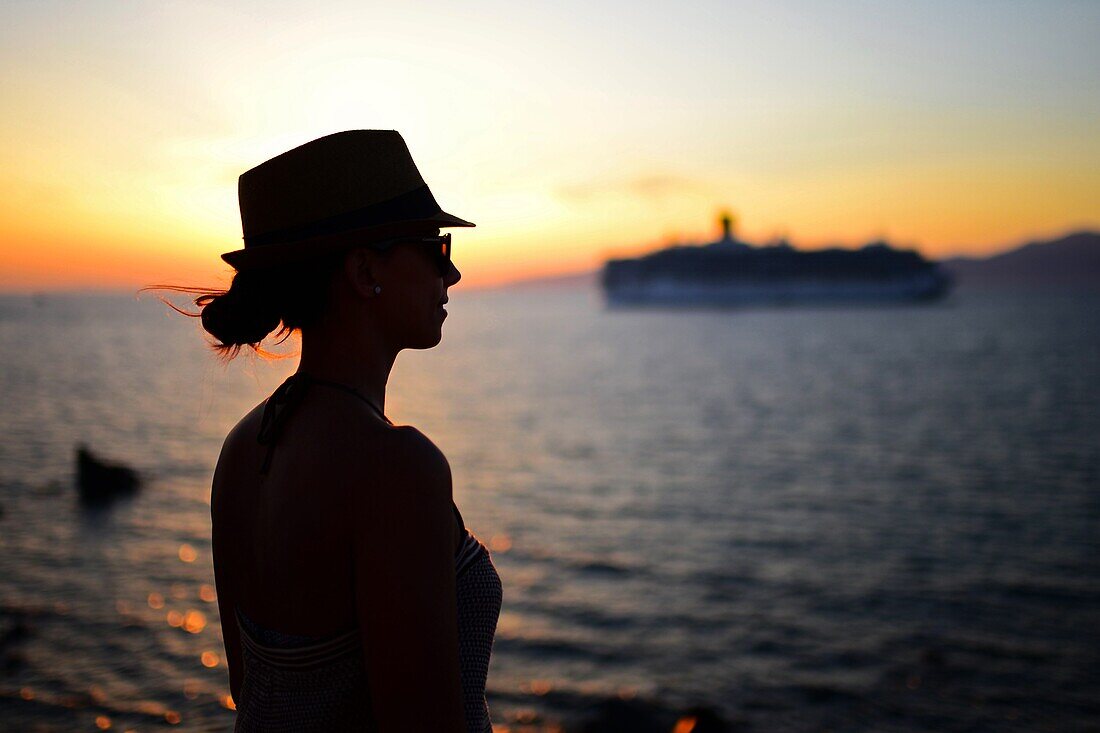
left=0, top=287, right=1097, bottom=731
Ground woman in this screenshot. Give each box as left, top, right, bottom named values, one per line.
left=172, top=131, right=501, bottom=731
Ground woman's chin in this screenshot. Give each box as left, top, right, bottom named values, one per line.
left=408, top=327, right=444, bottom=350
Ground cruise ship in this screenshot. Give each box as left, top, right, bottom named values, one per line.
left=601, top=215, right=952, bottom=306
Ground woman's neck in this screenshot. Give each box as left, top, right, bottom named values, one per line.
left=297, top=326, right=397, bottom=415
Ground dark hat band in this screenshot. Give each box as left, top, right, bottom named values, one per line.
left=243, top=185, right=441, bottom=249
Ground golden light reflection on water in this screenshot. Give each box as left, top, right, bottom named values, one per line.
left=147, top=592, right=165, bottom=609
left=199, top=584, right=216, bottom=602
left=178, top=543, right=197, bottom=563
left=515, top=710, right=539, bottom=723
left=182, top=609, right=206, bottom=634
left=19, top=687, right=34, bottom=700
left=95, top=715, right=111, bottom=729
left=520, top=679, right=553, bottom=696
left=166, top=610, right=184, bottom=627
left=201, top=651, right=220, bottom=668
left=183, top=680, right=200, bottom=700
left=221, top=693, right=236, bottom=710
left=494, top=611, right=522, bottom=638
left=672, top=716, right=698, bottom=733
left=489, top=534, right=513, bottom=553
left=164, top=710, right=182, bottom=724
left=136, top=700, right=166, bottom=715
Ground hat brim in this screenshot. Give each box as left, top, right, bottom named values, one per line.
left=220, top=210, right=474, bottom=270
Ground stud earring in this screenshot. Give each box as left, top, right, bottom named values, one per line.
left=373, top=285, right=382, bottom=295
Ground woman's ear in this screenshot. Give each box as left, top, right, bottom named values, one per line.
left=342, top=246, right=382, bottom=300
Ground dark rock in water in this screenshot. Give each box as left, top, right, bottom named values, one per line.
left=75, top=444, right=141, bottom=504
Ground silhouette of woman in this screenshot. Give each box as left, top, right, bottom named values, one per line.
left=149, top=131, right=501, bottom=732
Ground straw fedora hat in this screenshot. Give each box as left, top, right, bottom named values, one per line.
left=220, top=130, right=474, bottom=270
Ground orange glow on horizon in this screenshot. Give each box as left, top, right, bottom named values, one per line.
left=4, top=199, right=1098, bottom=294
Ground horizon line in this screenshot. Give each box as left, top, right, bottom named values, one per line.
left=3, top=225, right=1095, bottom=297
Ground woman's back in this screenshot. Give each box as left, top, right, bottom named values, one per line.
left=211, top=390, right=374, bottom=635
left=211, top=380, right=500, bottom=731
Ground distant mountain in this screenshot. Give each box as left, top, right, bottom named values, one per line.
left=941, top=230, right=1100, bottom=290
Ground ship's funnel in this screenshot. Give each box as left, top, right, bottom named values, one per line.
left=719, top=211, right=735, bottom=242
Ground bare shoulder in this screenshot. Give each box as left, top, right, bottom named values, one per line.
left=365, top=422, right=451, bottom=497
left=222, top=400, right=266, bottom=455
left=377, top=425, right=450, bottom=474
left=210, top=400, right=266, bottom=503
left=355, top=425, right=452, bottom=513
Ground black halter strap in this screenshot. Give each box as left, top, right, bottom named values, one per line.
left=303, top=376, right=390, bottom=423
left=257, top=373, right=391, bottom=475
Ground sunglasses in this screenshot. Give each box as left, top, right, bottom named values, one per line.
left=368, top=233, right=452, bottom=276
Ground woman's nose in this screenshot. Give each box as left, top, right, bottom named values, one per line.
left=445, top=261, right=461, bottom=286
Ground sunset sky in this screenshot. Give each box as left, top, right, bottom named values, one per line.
left=2, top=0, right=1098, bottom=291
